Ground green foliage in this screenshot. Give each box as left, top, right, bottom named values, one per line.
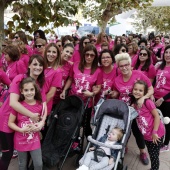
left=81, top=0, right=153, bottom=32
left=132, top=7, right=170, bottom=34
left=4, top=0, right=85, bottom=33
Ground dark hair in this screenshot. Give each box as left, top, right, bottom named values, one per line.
left=79, top=36, right=90, bottom=57
left=99, top=49, right=115, bottom=65
left=114, top=36, right=122, bottom=46
left=44, top=43, right=60, bottom=68
left=27, top=55, right=45, bottom=88
left=113, top=44, right=128, bottom=56
left=96, top=32, right=108, bottom=45
left=33, top=30, right=47, bottom=42
left=61, top=35, right=74, bottom=47
left=159, top=45, right=170, bottom=70
left=138, top=38, right=147, bottom=46
left=130, top=80, right=148, bottom=105
left=15, top=31, right=28, bottom=44
left=79, top=44, right=98, bottom=75
left=63, top=43, right=74, bottom=50
left=19, top=77, right=42, bottom=102
left=3, top=45, right=20, bottom=61
left=134, top=48, right=151, bottom=71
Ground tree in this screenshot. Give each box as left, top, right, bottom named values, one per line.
left=132, top=7, right=170, bottom=34
left=81, top=0, right=153, bottom=32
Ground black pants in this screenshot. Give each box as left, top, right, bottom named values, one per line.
left=157, top=101, right=170, bottom=145
left=145, top=137, right=163, bottom=170
left=131, top=119, right=145, bottom=149
left=0, top=131, right=14, bottom=170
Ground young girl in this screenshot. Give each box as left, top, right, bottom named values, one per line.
left=8, top=77, right=46, bottom=170
left=131, top=80, right=165, bottom=170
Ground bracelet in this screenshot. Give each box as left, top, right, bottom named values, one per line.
left=152, top=130, right=158, bottom=134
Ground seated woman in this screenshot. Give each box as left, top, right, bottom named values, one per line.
left=77, top=127, right=123, bottom=170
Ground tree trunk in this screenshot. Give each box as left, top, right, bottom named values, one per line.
left=99, top=20, right=108, bottom=33
left=0, top=0, right=5, bottom=54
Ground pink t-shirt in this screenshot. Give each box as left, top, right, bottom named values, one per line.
left=12, top=101, right=43, bottom=151
left=69, top=62, right=102, bottom=107
left=95, top=44, right=101, bottom=53
left=26, top=45, right=33, bottom=56
left=109, top=40, right=114, bottom=50
left=53, top=62, right=73, bottom=105
left=0, top=74, right=46, bottom=133
left=152, top=43, right=164, bottom=64
left=20, top=53, right=30, bottom=68
left=6, top=60, right=27, bottom=81
left=112, top=70, right=152, bottom=105
left=71, top=50, right=81, bottom=63
left=0, top=53, right=8, bottom=71
left=44, top=67, right=62, bottom=114
left=136, top=99, right=165, bottom=141
left=131, top=54, right=138, bottom=67
left=136, top=64, right=156, bottom=79
left=154, top=66, right=170, bottom=101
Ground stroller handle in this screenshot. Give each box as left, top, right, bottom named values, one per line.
left=87, top=136, right=123, bottom=150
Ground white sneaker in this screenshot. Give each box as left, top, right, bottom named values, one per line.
left=76, top=165, right=89, bottom=170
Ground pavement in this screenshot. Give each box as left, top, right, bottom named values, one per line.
left=8, top=134, right=170, bottom=170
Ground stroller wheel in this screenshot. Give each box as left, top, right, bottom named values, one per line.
left=74, top=153, right=83, bottom=168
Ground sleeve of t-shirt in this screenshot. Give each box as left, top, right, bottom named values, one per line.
left=140, top=73, right=152, bottom=87
left=51, top=71, right=62, bottom=89
left=17, top=60, right=27, bottom=74
left=69, top=64, right=74, bottom=78
left=112, top=78, right=118, bottom=91
left=148, top=65, right=156, bottom=79
left=0, top=70, right=11, bottom=86
left=145, top=99, right=156, bottom=112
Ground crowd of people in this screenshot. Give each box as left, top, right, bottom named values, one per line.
left=0, top=29, right=170, bottom=170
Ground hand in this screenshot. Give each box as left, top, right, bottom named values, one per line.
left=150, top=95, right=155, bottom=102
left=60, top=91, right=66, bottom=99
left=108, top=158, right=114, bottom=165
left=32, top=121, right=45, bottom=132
left=137, top=96, right=145, bottom=108
left=155, top=98, right=164, bottom=107
left=20, top=124, right=32, bottom=133
left=30, top=113, right=40, bottom=122
left=82, top=90, right=93, bottom=97
left=89, top=147, right=95, bottom=151
left=152, top=134, right=161, bottom=145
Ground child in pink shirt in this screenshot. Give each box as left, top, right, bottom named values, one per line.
left=8, top=77, right=45, bottom=170
left=131, top=80, right=164, bottom=170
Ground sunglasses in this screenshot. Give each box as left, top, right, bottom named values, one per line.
left=35, top=45, right=43, bottom=48
left=121, top=49, right=126, bottom=52
left=103, top=35, right=107, bottom=38
left=57, top=45, right=62, bottom=47
left=119, top=63, right=130, bottom=69
left=85, top=53, right=95, bottom=58
left=14, top=36, right=19, bottom=39
left=84, top=42, right=90, bottom=45
left=90, top=39, right=96, bottom=43
left=101, top=56, right=111, bottom=60
left=2, top=45, right=6, bottom=47
left=139, top=53, right=147, bottom=56
left=165, top=42, right=169, bottom=45
left=139, top=46, right=145, bottom=49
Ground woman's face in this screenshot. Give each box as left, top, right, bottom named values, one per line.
left=119, top=47, right=127, bottom=54
left=139, top=49, right=148, bottom=62
left=35, top=43, right=45, bottom=54
left=155, top=37, right=161, bottom=44
left=128, top=45, right=133, bottom=54
left=14, top=34, right=20, bottom=41
left=147, top=42, right=150, bottom=49
left=29, top=58, right=43, bottom=77
left=85, top=50, right=95, bottom=65
left=83, top=39, right=90, bottom=48
left=34, top=32, right=40, bottom=39
left=61, top=46, right=74, bottom=62
left=46, top=46, right=58, bottom=65
left=4, top=53, right=11, bottom=62
left=101, top=34, right=107, bottom=42
left=117, top=38, right=121, bottom=44
left=164, top=48, right=170, bottom=64
left=118, top=59, right=131, bottom=75
left=122, top=39, right=126, bottom=45
left=101, top=52, right=112, bottom=67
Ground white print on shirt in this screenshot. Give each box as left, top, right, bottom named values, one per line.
left=137, top=115, right=148, bottom=135
left=156, top=71, right=167, bottom=89
left=120, top=86, right=132, bottom=105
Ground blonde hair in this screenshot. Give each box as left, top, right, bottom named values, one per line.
left=114, top=127, right=123, bottom=141
left=128, top=42, right=138, bottom=54
left=35, top=38, right=46, bottom=46
left=115, top=53, right=131, bottom=65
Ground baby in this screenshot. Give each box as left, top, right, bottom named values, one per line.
left=77, top=127, right=123, bottom=170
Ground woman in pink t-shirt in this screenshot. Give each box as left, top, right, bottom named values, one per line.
left=0, top=55, right=47, bottom=170
left=53, top=43, right=74, bottom=105
left=3, top=45, right=27, bottom=81
left=131, top=80, right=164, bottom=170
left=8, top=77, right=45, bottom=170
left=111, top=53, right=154, bottom=165
left=133, top=48, right=156, bottom=83
left=153, top=45, right=170, bottom=152
left=71, top=36, right=90, bottom=63
left=60, top=44, right=102, bottom=137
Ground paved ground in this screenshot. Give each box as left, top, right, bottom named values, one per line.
left=8, top=134, right=170, bottom=170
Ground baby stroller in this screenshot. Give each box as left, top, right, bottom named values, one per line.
left=42, top=95, right=86, bottom=170
left=78, top=99, right=138, bottom=170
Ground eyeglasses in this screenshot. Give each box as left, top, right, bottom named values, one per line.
left=119, top=63, right=130, bottom=69
left=14, top=36, right=19, bottom=39
left=2, top=45, right=6, bottom=47
left=57, top=45, right=62, bottom=47
left=121, top=49, right=126, bottom=52
left=90, top=39, right=96, bottom=43
left=35, top=45, right=43, bottom=48
left=103, top=35, right=107, bottom=38
left=139, top=53, right=147, bottom=57
left=139, top=46, right=145, bottom=49
left=165, top=42, right=169, bottom=45
left=101, top=56, right=111, bottom=60
left=85, top=53, right=95, bottom=58
left=84, top=42, right=90, bottom=45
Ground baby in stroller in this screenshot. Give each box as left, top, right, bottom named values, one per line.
left=77, top=127, right=123, bottom=170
